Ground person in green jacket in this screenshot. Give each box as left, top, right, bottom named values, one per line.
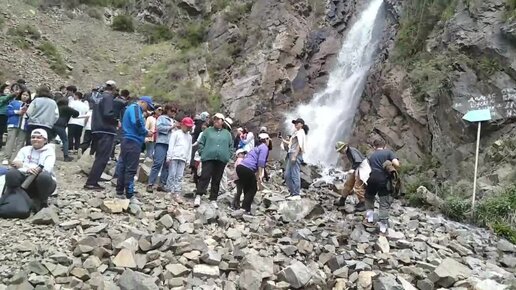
left=194, top=113, right=233, bottom=208
left=0, top=84, right=21, bottom=150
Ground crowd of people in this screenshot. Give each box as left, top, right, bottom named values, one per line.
left=0, top=78, right=401, bottom=234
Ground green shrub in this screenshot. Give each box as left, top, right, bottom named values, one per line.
left=223, top=2, right=253, bottom=23
left=38, top=41, right=68, bottom=75
left=177, top=21, right=207, bottom=49
left=441, top=196, right=471, bottom=222
left=139, top=24, right=174, bottom=44
left=473, top=186, right=516, bottom=243
left=506, top=0, right=516, bottom=19
left=7, top=24, right=41, bottom=39
left=87, top=7, right=103, bottom=19
left=112, top=14, right=134, bottom=32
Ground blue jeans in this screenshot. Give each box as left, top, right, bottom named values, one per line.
left=53, top=126, right=69, bottom=157
left=284, top=153, right=302, bottom=196
left=116, top=139, right=141, bottom=198
left=145, top=142, right=155, bottom=159
left=148, top=143, right=169, bottom=187
left=166, top=159, right=186, bottom=193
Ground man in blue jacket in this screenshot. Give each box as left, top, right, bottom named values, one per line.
left=116, top=96, right=154, bottom=204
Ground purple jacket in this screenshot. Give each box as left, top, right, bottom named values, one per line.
left=240, top=143, right=269, bottom=172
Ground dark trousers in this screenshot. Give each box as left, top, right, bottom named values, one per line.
left=67, top=124, right=83, bottom=150
left=86, top=133, right=115, bottom=186
left=365, top=171, right=391, bottom=222
left=26, top=125, right=53, bottom=145
left=52, top=125, right=69, bottom=158
left=232, top=179, right=244, bottom=209
left=5, top=169, right=56, bottom=211
left=80, top=130, right=93, bottom=154
left=116, top=139, right=141, bottom=198
left=0, top=114, right=7, bottom=148
left=196, top=160, right=227, bottom=201
left=236, top=165, right=257, bottom=212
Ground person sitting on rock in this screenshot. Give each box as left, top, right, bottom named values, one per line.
left=363, top=138, right=400, bottom=234
left=166, top=117, right=194, bottom=203
left=6, top=129, right=57, bottom=211
left=335, top=141, right=367, bottom=211
left=235, top=133, right=271, bottom=214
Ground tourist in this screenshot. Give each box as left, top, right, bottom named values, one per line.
left=84, top=80, right=118, bottom=190
left=363, top=138, right=400, bottom=234
left=239, top=128, right=255, bottom=152
left=65, top=85, right=77, bottom=102
left=79, top=102, right=93, bottom=154
left=191, top=122, right=208, bottom=186
left=147, top=104, right=177, bottom=193
left=194, top=113, right=233, bottom=208
left=6, top=129, right=56, bottom=211
left=116, top=96, right=154, bottom=204
left=53, top=98, right=79, bottom=162
left=68, top=92, right=89, bottom=155
left=4, top=89, right=31, bottom=162
left=166, top=117, right=194, bottom=203
left=144, top=106, right=160, bottom=159
left=234, top=128, right=243, bottom=150
left=0, top=84, right=21, bottom=150
left=190, top=111, right=210, bottom=173
left=282, top=118, right=308, bottom=200
left=230, top=148, right=246, bottom=210
left=335, top=141, right=367, bottom=211
left=235, top=133, right=271, bottom=213
left=26, top=86, right=59, bottom=143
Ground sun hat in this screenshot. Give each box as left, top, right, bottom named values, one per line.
left=335, top=141, right=348, bottom=152
left=213, top=113, right=225, bottom=120
left=258, top=133, right=270, bottom=140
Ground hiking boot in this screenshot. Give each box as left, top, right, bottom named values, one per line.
left=84, top=184, right=105, bottom=191
left=116, top=192, right=126, bottom=199
left=157, top=185, right=167, bottom=192
left=334, top=197, right=347, bottom=207
left=63, top=156, right=74, bottom=162
left=146, top=185, right=154, bottom=193
left=194, top=195, right=201, bottom=207
left=362, top=219, right=376, bottom=228
left=354, top=201, right=366, bottom=212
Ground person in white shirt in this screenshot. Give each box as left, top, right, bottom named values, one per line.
left=79, top=106, right=93, bottom=154
left=5, top=129, right=57, bottom=211
left=166, top=117, right=194, bottom=203
left=68, top=92, right=89, bottom=154
left=282, top=118, right=308, bottom=200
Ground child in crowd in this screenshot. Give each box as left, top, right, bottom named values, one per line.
left=231, top=149, right=247, bottom=209
left=166, top=117, right=194, bottom=203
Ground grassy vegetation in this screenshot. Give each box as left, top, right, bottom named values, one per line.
left=87, top=7, right=104, bottom=19
left=223, top=2, right=253, bottom=23
left=139, top=24, right=174, bottom=44
left=112, top=14, right=134, bottom=32
left=7, top=24, right=41, bottom=49
left=506, top=0, right=516, bottom=19
left=0, top=16, right=4, bottom=30
left=38, top=41, right=68, bottom=75
left=176, top=21, right=208, bottom=49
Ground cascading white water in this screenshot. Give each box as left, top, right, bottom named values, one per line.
left=285, top=0, right=385, bottom=165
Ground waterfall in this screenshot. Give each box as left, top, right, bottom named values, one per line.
left=285, top=0, right=385, bottom=165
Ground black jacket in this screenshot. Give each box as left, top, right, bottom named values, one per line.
left=346, top=147, right=365, bottom=170
left=54, top=105, right=79, bottom=127
left=91, top=91, right=117, bottom=135
left=192, top=119, right=205, bottom=143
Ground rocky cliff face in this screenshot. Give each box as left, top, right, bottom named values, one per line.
left=355, top=0, right=516, bottom=194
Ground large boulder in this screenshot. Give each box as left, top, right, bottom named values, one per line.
left=429, top=258, right=472, bottom=287
left=278, top=261, right=312, bottom=289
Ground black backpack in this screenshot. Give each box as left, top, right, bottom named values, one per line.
left=0, top=188, right=33, bottom=219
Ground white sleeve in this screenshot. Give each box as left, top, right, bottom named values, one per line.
left=42, top=150, right=56, bottom=173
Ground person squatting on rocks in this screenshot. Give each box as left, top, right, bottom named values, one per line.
left=335, top=141, right=367, bottom=211
left=147, top=104, right=177, bottom=193
left=4, top=88, right=31, bottom=162
left=68, top=91, right=89, bottom=155
left=116, top=96, right=155, bottom=204
left=363, top=138, right=400, bottom=234
left=194, top=113, right=233, bottom=208
left=53, top=98, right=79, bottom=162
left=234, top=133, right=271, bottom=213
left=5, top=129, right=57, bottom=211
left=84, top=81, right=118, bottom=190
left=231, top=148, right=246, bottom=210
left=282, top=118, right=308, bottom=200
left=26, top=86, right=59, bottom=143
left=166, top=117, right=194, bottom=203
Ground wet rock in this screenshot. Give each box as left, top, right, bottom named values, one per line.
left=429, top=258, right=472, bottom=287
left=118, top=269, right=158, bottom=290
left=30, top=207, right=59, bottom=225
left=278, top=261, right=312, bottom=289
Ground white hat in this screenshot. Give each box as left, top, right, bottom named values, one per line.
left=236, top=149, right=246, bottom=155
left=258, top=133, right=270, bottom=140
left=259, top=126, right=267, bottom=132
left=213, top=113, right=225, bottom=120
left=224, top=117, right=233, bottom=129
left=237, top=127, right=243, bottom=132
left=31, top=129, right=48, bottom=140
left=105, top=80, right=116, bottom=86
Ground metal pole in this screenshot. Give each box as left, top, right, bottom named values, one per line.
left=472, top=121, right=481, bottom=211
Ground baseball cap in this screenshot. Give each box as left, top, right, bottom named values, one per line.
left=31, top=129, right=48, bottom=140
left=292, top=118, right=305, bottom=125
left=213, top=113, right=225, bottom=120
left=139, top=96, right=155, bottom=110
left=335, top=141, right=347, bottom=152
left=105, top=80, right=116, bottom=86
left=181, top=117, right=194, bottom=127
left=258, top=133, right=270, bottom=140
left=259, top=126, right=267, bottom=133
left=200, top=111, right=210, bottom=121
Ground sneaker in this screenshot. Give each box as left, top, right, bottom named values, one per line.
left=362, top=219, right=376, bottom=228
left=84, top=184, right=105, bottom=191
left=194, top=195, right=201, bottom=207
left=157, top=185, right=167, bottom=192
left=210, top=200, right=219, bottom=209
left=63, top=156, right=74, bottom=162
left=146, top=185, right=154, bottom=193
left=378, top=222, right=388, bottom=234
left=354, top=201, right=366, bottom=212
left=366, top=210, right=375, bottom=223
left=130, top=196, right=142, bottom=205
left=334, top=197, right=347, bottom=207
left=287, top=195, right=301, bottom=201
left=116, top=192, right=126, bottom=199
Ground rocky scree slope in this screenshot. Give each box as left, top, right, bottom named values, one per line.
left=0, top=159, right=514, bottom=289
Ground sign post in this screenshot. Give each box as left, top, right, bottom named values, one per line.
left=462, top=109, right=492, bottom=211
